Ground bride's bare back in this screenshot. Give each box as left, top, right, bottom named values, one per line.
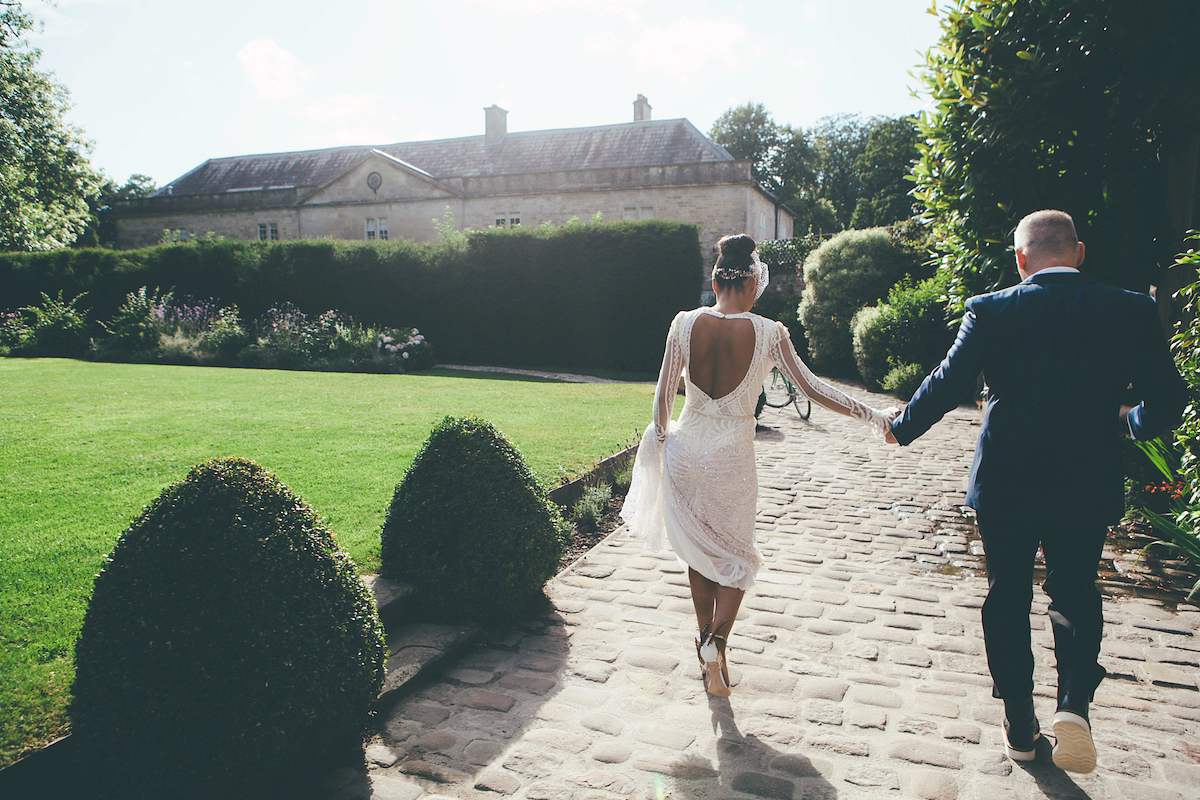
left=688, top=313, right=755, bottom=400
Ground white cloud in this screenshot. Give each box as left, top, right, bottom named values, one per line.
left=633, top=18, right=747, bottom=79
left=297, top=93, right=385, bottom=124
left=582, top=31, right=624, bottom=55
left=463, top=0, right=643, bottom=11
left=306, top=127, right=396, bottom=148
left=237, top=40, right=314, bottom=101
left=296, top=94, right=400, bottom=145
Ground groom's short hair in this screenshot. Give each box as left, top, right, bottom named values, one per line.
left=1014, top=210, right=1080, bottom=262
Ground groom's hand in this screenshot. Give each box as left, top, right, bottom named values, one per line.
left=1119, top=404, right=1135, bottom=437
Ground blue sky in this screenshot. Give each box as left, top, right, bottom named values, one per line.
left=28, top=0, right=944, bottom=187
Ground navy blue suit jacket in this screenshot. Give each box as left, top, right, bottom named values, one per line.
left=891, top=270, right=1186, bottom=525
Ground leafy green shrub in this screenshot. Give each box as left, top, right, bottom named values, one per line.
left=1126, top=237, right=1200, bottom=597
left=150, top=298, right=241, bottom=366
left=380, top=416, right=566, bottom=624
left=71, top=458, right=386, bottom=799
left=756, top=234, right=825, bottom=276
left=196, top=303, right=250, bottom=363
left=573, top=483, right=613, bottom=532
left=753, top=282, right=807, bottom=358
left=850, top=304, right=891, bottom=390
left=375, top=327, right=434, bottom=372
left=0, top=310, right=30, bottom=355
left=881, top=362, right=927, bottom=400
left=11, top=291, right=92, bottom=358
left=239, top=305, right=432, bottom=373
left=611, top=460, right=635, bottom=493
left=799, top=228, right=919, bottom=376
left=244, top=302, right=308, bottom=369
left=852, top=272, right=954, bottom=390
left=96, top=286, right=172, bottom=362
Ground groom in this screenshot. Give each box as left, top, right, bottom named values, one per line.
left=889, top=210, right=1186, bottom=773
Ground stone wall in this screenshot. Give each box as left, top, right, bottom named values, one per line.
left=113, top=159, right=791, bottom=257
left=116, top=208, right=302, bottom=250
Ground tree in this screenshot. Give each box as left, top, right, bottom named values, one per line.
left=709, top=103, right=919, bottom=237
left=0, top=1, right=104, bottom=251
left=913, top=0, right=1200, bottom=306
left=79, top=174, right=157, bottom=248
left=808, top=114, right=872, bottom=230
left=708, top=102, right=780, bottom=183
left=850, top=115, right=920, bottom=229
left=770, top=125, right=841, bottom=236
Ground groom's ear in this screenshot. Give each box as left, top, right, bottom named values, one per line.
left=1015, top=247, right=1030, bottom=280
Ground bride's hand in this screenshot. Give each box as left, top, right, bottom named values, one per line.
left=881, top=406, right=903, bottom=444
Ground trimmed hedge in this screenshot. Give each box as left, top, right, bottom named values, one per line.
left=71, top=458, right=386, bottom=799
left=851, top=272, right=955, bottom=393
left=380, top=416, right=565, bottom=624
left=0, top=220, right=702, bottom=374
left=798, top=228, right=923, bottom=376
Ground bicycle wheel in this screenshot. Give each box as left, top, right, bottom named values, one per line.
left=797, top=397, right=812, bottom=419
left=761, top=368, right=793, bottom=408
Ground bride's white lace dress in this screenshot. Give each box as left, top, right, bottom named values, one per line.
left=621, top=308, right=891, bottom=590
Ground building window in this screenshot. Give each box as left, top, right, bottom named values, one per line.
left=365, top=218, right=376, bottom=240
left=259, top=222, right=279, bottom=241
left=269, top=222, right=278, bottom=240
left=624, top=207, right=638, bottom=221
left=625, top=207, right=654, bottom=221
left=378, top=217, right=388, bottom=240
left=258, top=223, right=268, bottom=241
left=641, top=207, right=654, bottom=219
left=494, top=212, right=520, bottom=228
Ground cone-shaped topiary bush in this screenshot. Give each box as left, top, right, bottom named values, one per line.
left=381, top=416, right=565, bottom=624
left=71, top=457, right=386, bottom=799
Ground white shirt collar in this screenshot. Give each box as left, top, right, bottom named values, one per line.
left=1023, top=265, right=1080, bottom=282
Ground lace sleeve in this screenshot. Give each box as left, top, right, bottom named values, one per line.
left=652, top=312, right=687, bottom=441
left=769, top=322, right=889, bottom=433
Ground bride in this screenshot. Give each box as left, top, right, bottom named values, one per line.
left=621, top=233, right=895, bottom=696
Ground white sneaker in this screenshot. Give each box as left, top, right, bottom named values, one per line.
left=1052, top=710, right=1096, bottom=773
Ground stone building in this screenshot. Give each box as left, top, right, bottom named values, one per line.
left=113, top=96, right=793, bottom=260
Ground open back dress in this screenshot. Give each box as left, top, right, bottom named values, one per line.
left=621, top=307, right=890, bottom=590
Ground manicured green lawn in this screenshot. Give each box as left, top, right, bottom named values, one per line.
left=0, top=358, right=653, bottom=768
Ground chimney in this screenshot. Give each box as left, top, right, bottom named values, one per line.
left=633, top=94, right=652, bottom=122
left=484, top=105, right=508, bottom=142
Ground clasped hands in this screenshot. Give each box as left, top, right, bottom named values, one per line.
left=881, top=406, right=904, bottom=445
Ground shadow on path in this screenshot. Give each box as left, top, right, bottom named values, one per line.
left=1014, top=738, right=1095, bottom=799
left=661, top=695, right=839, bottom=800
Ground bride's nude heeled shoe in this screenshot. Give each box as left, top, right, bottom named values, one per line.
left=695, top=622, right=711, bottom=678
left=699, top=634, right=730, bottom=697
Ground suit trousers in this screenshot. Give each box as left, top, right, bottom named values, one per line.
left=976, top=516, right=1109, bottom=712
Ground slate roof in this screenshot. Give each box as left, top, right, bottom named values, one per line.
left=155, top=119, right=734, bottom=198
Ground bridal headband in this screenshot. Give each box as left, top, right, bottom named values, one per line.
left=713, top=251, right=770, bottom=301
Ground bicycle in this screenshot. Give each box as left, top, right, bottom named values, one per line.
left=758, top=366, right=811, bottom=419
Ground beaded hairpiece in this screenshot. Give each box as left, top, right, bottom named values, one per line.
left=713, top=251, right=769, bottom=301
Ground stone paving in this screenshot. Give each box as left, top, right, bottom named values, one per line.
left=327, top=380, right=1200, bottom=800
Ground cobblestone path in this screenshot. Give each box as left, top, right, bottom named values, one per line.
left=341, top=380, right=1200, bottom=800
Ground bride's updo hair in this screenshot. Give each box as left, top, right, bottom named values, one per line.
left=712, top=234, right=757, bottom=289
